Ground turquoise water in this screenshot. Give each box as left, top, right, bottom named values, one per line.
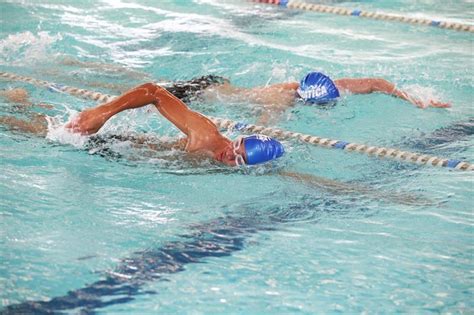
left=0, top=0, right=473, bottom=314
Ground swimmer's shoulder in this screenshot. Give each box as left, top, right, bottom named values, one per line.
left=272, top=82, right=299, bottom=91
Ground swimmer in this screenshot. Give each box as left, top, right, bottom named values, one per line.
left=0, top=88, right=54, bottom=134
left=194, top=72, right=451, bottom=108
left=0, top=82, right=434, bottom=206
left=2, top=83, right=284, bottom=166
left=153, top=72, right=451, bottom=125
left=65, top=83, right=285, bottom=166
left=53, top=58, right=451, bottom=112
left=0, top=88, right=53, bottom=109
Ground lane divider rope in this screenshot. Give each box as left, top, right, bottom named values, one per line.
left=252, top=0, right=474, bottom=33
left=1, top=71, right=473, bottom=171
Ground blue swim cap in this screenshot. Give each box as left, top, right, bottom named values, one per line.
left=297, top=72, right=340, bottom=104
left=243, top=135, right=284, bottom=165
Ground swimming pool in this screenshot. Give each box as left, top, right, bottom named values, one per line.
left=1, top=0, right=473, bottom=313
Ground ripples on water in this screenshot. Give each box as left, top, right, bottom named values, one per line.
left=1, top=0, right=473, bottom=313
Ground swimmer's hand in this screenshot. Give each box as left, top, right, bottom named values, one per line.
left=65, top=108, right=109, bottom=135
left=427, top=99, right=451, bottom=108
left=411, top=98, right=451, bottom=109
left=398, top=90, right=451, bottom=109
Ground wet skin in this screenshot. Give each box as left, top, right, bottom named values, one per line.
left=65, top=83, right=246, bottom=166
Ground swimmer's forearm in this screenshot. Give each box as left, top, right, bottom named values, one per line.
left=335, top=78, right=418, bottom=106
left=373, top=80, right=415, bottom=104
left=369, top=79, right=408, bottom=101
left=67, top=83, right=159, bottom=134
left=336, top=78, right=450, bottom=108
left=377, top=81, right=431, bottom=108
left=91, top=83, right=165, bottom=123
left=101, top=84, right=158, bottom=114
left=388, top=85, right=451, bottom=108
left=335, top=78, right=397, bottom=97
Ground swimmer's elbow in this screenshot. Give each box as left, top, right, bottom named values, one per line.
left=138, top=82, right=178, bottom=104
left=138, top=82, right=171, bottom=95
left=138, top=82, right=160, bottom=93
left=371, top=78, right=395, bottom=94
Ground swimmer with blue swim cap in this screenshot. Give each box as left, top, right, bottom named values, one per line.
left=231, top=134, right=285, bottom=166
left=294, top=71, right=448, bottom=109
left=199, top=71, right=450, bottom=124
left=63, top=82, right=284, bottom=167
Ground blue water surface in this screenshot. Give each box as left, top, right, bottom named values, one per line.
left=0, top=0, right=473, bottom=314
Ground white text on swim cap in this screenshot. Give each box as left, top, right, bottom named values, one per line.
left=298, top=85, right=328, bottom=100
left=254, top=134, right=271, bottom=141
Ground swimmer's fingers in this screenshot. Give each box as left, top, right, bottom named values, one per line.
left=429, top=100, right=451, bottom=108
left=64, top=120, right=80, bottom=133
left=66, top=124, right=93, bottom=135
left=408, top=94, right=451, bottom=109
left=412, top=99, right=451, bottom=109
left=65, top=125, right=91, bottom=135
left=412, top=98, right=428, bottom=109
left=65, top=108, right=109, bottom=135
left=64, top=116, right=90, bottom=135
left=64, top=114, right=82, bottom=128
left=403, top=93, right=427, bottom=109
left=64, top=119, right=75, bottom=130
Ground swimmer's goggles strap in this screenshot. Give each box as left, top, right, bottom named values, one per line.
left=233, top=137, right=246, bottom=166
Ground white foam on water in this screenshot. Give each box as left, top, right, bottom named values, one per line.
left=97, top=0, right=347, bottom=64
left=401, top=84, right=445, bottom=109
left=45, top=110, right=88, bottom=148
left=193, top=0, right=284, bottom=18
left=0, top=31, right=62, bottom=66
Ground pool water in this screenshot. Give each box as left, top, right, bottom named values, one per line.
left=0, top=0, right=473, bottom=313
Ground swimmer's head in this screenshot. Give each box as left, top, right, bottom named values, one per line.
left=220, top=135, right=285, bottom=166
left=165, top=75, right=229, bottom=102
left=296, top=72, right=340, bottom=104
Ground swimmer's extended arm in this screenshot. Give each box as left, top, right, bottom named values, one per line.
left=67, top=83, right=219, bottom=136
left=333, top=78, right=451, bottom=108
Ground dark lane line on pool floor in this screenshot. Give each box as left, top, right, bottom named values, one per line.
left=2, top=196, right=342, bottom=314
left=403, top=118, right=473, bottom=153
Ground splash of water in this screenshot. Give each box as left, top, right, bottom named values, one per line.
left=401, top=84, right=444, bottom=109
left=0, top=31, right=62, bottom=66
left=45, top=110, right=88, bottom=148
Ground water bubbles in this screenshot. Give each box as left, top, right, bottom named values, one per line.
left=45, top=110, right=88, bottom=148
left=0, top=31, right=62, bottom=66
left=401, top=84, right=444, bottom=109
